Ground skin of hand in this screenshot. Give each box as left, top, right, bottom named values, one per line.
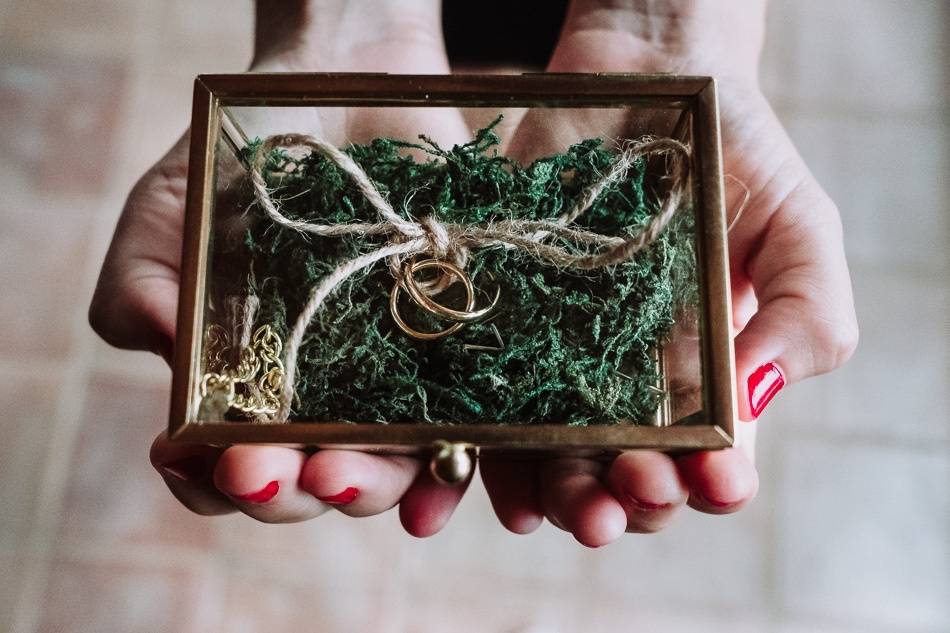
left=89, top=0, right=857, bottom=545
left=90, top=0, right=475, bottom=535
left=480, top=0, right=857, bottom=545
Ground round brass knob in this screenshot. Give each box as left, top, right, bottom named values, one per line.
left=429, top=440, right=473, bottom=485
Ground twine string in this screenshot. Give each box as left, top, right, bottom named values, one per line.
left=249, top=134, right=691, bottom=420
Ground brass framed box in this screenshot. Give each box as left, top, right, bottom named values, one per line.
left=170, top=73, right=735, bottom=470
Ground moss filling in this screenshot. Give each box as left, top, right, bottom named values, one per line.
left=224, top=120, right=696, bottom=425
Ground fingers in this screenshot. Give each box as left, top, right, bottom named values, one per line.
left=399, top=456, right=474, bottom=538
left=152, top=434, right=332, bottom=523
left=676, top=448, right=758, bottom=514
left=733, top=183, right=859, bottom=421
left=154, top=429, right=753, bottom=531
left=605, top=451, right=689, bottom=533
left=299, top=450, right=422, bottom=518
left=711, top=95, right=859, bottom=421
left=480, top=454, right=545, bottom=535
left=212, top=445, right=330, bottom=523
left=89, top=133, right=189, bottom=361
left=490, top=446, right=754, bottom=543
left=540, top=457, right=627, bottom=548
left=488, top=447, right=753, bottom=541
left=155, top=434, right=467, bottom=529
left=150, top=432, right=234, bottom=516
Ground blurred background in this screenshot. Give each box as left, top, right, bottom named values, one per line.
left=0, top=1, right=947, bottom=632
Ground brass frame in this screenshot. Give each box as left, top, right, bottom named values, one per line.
left=170, top=73, right=735, bottom=452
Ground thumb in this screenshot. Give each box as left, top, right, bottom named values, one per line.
left=733, top=182, right=859, bottom=421
left=89, top=133, right=188, bottom=363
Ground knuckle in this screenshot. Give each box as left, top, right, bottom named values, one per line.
left=90, top=143, right=186, bottom=352
left=88, top=286, right=128, bottom=346
left=819, top=197, right=844, bottom=232
left=808, top=311, right=859, bottom=374
left=87, top=284, right=133, bottom=349
left=145, top=160, right=188, bottom=202
left=835, top=318, right=860, bottom=366
left=148, top=433, right=170, bottom=468
left=87, top=293, right=110, bottom=339
left=88, top=278, right=160, bottom=352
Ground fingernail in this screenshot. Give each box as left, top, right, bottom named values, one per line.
left=317, top=486, right=359, bottom=505
left=236, top=480, right=280, bottom=503
left=625, top=493, right=670, bottom=511
left=158, top=455, right=207, bottom=482
left=748, top=361, right=785, bottom=418
left=703, top=495, right=740, bottom=509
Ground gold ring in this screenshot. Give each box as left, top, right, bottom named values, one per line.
left=401, top=260, right=500, bottom=324
left=389, top=259, right=476, bottom=340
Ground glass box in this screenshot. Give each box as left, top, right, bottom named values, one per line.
left=170, top=73, right=735, bottom=479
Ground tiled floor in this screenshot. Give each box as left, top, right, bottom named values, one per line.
left=1, top=1, right=947, bottom=632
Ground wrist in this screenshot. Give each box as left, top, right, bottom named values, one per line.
left=251, top=1, right=323, bottom=71
left=554, top=0, right=767, bottom=86
left=250, top=0, right=447, bottom=73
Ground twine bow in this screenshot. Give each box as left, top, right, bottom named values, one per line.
left=249, top=133, right=690, bottom=421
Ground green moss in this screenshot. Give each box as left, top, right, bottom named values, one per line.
left=227, top=119, right=696, bottom=425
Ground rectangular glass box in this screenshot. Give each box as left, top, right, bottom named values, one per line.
left=170, top=73, right=736, bottom=454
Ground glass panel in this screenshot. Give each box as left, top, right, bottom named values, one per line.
left=195, top=98, right=703, bottom=427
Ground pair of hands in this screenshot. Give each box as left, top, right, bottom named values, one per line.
left=89, top=0, right=857, bottom=546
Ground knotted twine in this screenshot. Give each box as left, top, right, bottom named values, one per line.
left=248, top=134, right=691, bottom=421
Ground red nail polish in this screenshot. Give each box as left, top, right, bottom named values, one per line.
left=748, top=362, right=785, bottom=418
left=625, top=493, right=669, bottom=511
left=158, top=456, right=207, bottom=481
left=236, top=480, right=280, bottom=503
left=317, top=486, right=359, bottom=505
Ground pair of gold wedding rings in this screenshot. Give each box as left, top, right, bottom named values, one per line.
left=389, top=259, right=499, bottom=340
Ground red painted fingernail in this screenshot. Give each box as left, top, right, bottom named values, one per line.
left=236, top=480, right=280, bottom=503
left=748, top=361, right=785, bottom=418
left=625, top=493, right=670, bottom=511
left=317, top=487, right=359, bottom=505
left=158, top=456, right=207, bottom=482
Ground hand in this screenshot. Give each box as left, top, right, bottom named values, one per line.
left=478, top=0, right=858, bottom=545
left=89, top=0, right=476, bottom=534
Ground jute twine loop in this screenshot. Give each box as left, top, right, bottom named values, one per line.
left=249, top=134, right=691, bottom=421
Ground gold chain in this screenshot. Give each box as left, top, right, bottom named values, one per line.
left=200, top=324, right=285, bottom=419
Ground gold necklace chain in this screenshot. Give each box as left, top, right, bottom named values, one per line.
left=200, top=324, right=285, bottom=419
